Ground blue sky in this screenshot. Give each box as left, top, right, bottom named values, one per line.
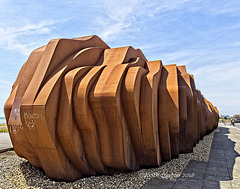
left=0, top=0, right=240, bottom=117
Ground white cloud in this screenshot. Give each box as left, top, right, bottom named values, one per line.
left=194, top=61, right=240, bottom=86
left=190, top=60, right=240, bottom=115
left=0, top=20, right=55, bottom=55
left=208, top=1, right=240, bottom=16
left=92, top=0, right=143, bottom=41
left=150, top=0, right=197, bottom=13
left=0, top=79, right=12, bottom=86
left=0, top=0, right=239, bottom=116
left=161, top=50, right=195, bottom=65
left=0, top=0, right=6, bottom=4
left=93, top=0, right=201, bottom=42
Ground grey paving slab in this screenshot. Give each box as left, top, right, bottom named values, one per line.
left=172, top=178, right=203, bottom=189
left=142, top=125, right=240, bottom=189
left=203, top=182, right=231, bottom=189
left=209, top=148, right=224, bottom=153
left=208, top=155, right=226, bottom=162
left=141, top=178, right=175, bottom=189
left=207, top=164, right=228, bottom=176
left=210, top=143, right=222, bottom=149
left=0, top=132, right=13, bottom=152
left=180, top=170, right=205, bottom=181
left=204, top=174, right=230, bottom=182
left=185, top=160, right=208, bottom=170
left=208, top=159, right=228, bottom=168
left=180, top=160, right=207, bottom=181
left=209, top=149, right=224, bottom=155
left=212, top=138, right=222, bottom=143
left=203, top=179, right=221, bottom=188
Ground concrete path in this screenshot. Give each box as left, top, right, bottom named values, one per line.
left=233, top=123, right=240, bottom=130
left=0, top=132, right=13, bottom=152
left=142, top=125, right=240, bottom=189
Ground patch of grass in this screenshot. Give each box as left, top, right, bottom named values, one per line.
left=219, top=119, right=230, bottom=123
left=0, top=126, right=8, bottom=133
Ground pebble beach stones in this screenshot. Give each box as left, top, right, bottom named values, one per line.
left=0, top=131, right=214, bottom=189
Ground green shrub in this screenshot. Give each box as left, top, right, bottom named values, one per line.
left=0, top=126, right=8, bottom=133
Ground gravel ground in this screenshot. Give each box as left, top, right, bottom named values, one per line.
left=0, top=130, right=215, bottom=189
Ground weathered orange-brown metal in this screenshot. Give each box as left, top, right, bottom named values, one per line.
left=5, top=35, right=219, bottom=181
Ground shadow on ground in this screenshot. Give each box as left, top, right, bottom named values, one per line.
left=18, top=126, right=240, bottom=188
left=142, top=126, right=240, bottom=189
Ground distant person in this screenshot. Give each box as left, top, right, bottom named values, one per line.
left=231, top=119, right=233, bottom=126
left=233, top=119, right=235, bottom=126
left=223, top=119, right=226, bottom=125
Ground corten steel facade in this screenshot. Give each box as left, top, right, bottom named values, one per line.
left=5, top=35, right=219, bottom=181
